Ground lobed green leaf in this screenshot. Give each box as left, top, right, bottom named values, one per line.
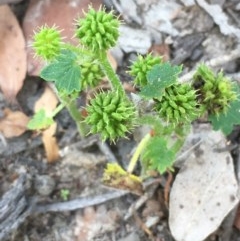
left=40, top=49, right=81, bottom=94
left=27, top=109, right=54, bottom=130
left=208, top=84, right=240, bottom=135
left=141, top=136, right=176, bottom=174
left=140, top=63, right=182, bottom=99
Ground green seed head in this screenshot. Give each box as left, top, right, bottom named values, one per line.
left=76, top=6, right=120, bottom=51
left=154, top=84, right=199, bottom=125
left=129, top=54, right=162, bottom=87
left=80, top=60, right=105, bottom=89
left=33, top=25, right=62, bottom=61
left=193, top=64, right=237, bottom=115
left=85, top=91, right=136, bottom=141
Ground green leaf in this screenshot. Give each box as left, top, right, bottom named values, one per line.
left=208, top=99, right=240, bottom=135
left=208, top=84, right=240, bottom=135
left=40, top=49, right=81, bottom=94
left=140, top=62, right=182, bottom=99
left=142, top=136, right=176, bottom=174
left=27, top=109, right=54, bottom=130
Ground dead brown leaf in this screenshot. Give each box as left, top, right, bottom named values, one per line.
left=23, top=0, right=103, bottom=76
left=0, top=108, right=29, bottom=138
left=149, top=43, right=170, bottom=62
left=34, top=85, right=59, bottom=162
left=35, top=85, right=58, bottom=112
left=0, top=5, right=27, bottom=100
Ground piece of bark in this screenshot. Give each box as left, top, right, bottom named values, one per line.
left=0, top=174, right=33, bottom=241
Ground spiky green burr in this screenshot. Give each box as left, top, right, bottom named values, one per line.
left=193, top=64, right=237, bottom=115
left=81, top=60, right=105, bottom=89
left=33, top=26, right=62, bottom=61
left=76, top=6, right=120, bottom=51
left=85, top=91, right=136, bottom=141
left=155, top=83, right=199, bottom=125
left=129, top=54, right=162, bottom=87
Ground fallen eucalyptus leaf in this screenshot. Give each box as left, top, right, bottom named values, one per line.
left=169, top=125, right=239, bottom=241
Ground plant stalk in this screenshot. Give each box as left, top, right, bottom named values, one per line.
left=50, top=103, right=65, bottom=118
left=127, top=133, right=151, bottom=174
left=98, top=51, right=125, bottom=95
left=61, top=96, right=87, bottom=137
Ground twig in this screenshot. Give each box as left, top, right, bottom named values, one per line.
left=34, top=189, right=128, bottom=213
left=164, top=171, right=173, bottom=206
left=124, top=183, right=158, bottom=220
left=133, top=211, right=154, bottom=240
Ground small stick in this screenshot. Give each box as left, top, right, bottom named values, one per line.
left=164, top=171, right=173, bottom=207
left=34, top=189, right=128, bottom=213
left=133, top=211, right=154, bottom=240
left=124, top=183, right=158, bottom=220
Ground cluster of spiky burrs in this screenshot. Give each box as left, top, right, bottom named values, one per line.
left=76, top=6, right=119, bottom=51
left=85, top=91, right=136, bottom=141
left=193, top=64, right=237, bottom=115
left=154, top=83, right=199, bottom=125
left=80, top=59, right=105, bottom=89
left=129, top=54, right=162, bottom=87
left=33, top=25, right=62, bottom=61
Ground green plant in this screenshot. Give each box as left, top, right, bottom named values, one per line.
left=28, top=5, right=240, bottom=190
left=60, top=189, right=70, bottom=201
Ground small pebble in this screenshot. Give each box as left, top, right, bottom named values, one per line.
left=34, top=175, right=56, bottom=196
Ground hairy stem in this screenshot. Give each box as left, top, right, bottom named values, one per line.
left=50, top=103, right=65, bottom=118
left=61, top=96, right=87, bottom=137
left=98, top=51, right=124, bottom=95
left=127, top=133, right=151, bottom=173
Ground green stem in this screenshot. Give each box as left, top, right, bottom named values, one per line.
left=171, top=138, right=185, bottom=154
left=170, top=125, right=189, bottom=154
left=98, top=51, right=125, bottom=95
left=61, top=96, right=87, bottom=137
left=127, top=133, right=151, bottom=173
left=50, top=103, right=65, bottom=118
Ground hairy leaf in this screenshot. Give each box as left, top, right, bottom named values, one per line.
left=140, top=63, right=182, bottom=99
left=208, top=84, right=240, bottom=135
left=27, top=109, right=54, bottom=130
left=142, top=136, right=175, bottom=174
left=208, top=99, right=240, bottom=135
left=40, top=49, right=81, bottom=94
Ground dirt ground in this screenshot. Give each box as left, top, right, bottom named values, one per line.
left=1, top=0, right=240, bottom=241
